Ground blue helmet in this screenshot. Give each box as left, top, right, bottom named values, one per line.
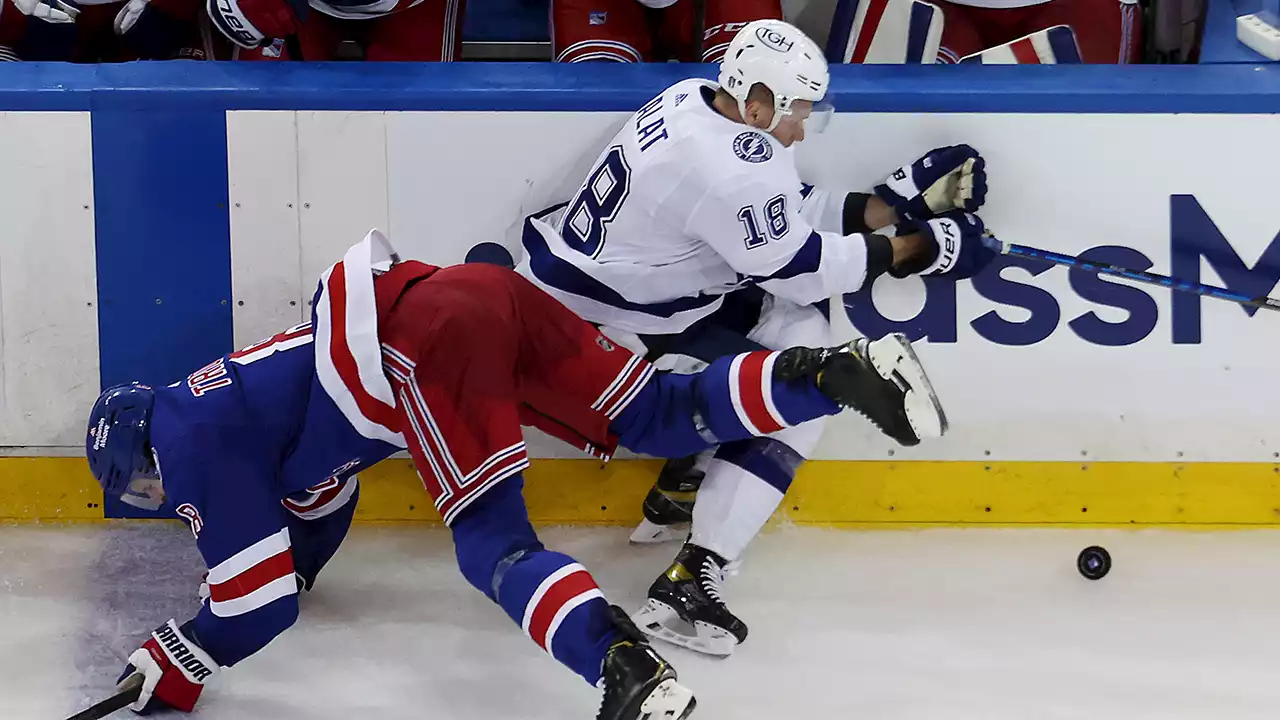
left=86, top=383, right=157, bottom=499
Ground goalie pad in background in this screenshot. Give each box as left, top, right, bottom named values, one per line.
left=824, top=0, right=944, bottom=63
left=959, top=24, right=1084, bottom=63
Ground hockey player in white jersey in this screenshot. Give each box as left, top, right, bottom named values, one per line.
left=516, top=19, right=998, bottom=656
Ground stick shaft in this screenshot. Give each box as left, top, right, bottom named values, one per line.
left=65, top=679, right=143, bottom=720
left=999, top=241, right=1280, bottom=312
left=691, top=0, right=707, bottom=60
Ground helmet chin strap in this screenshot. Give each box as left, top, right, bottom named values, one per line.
left=736, top=96, right=786, bottom=133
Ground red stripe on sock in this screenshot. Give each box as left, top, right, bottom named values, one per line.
left=527, top=569, right=599, bottom=650
left=738, top=352, right=785, bottom=435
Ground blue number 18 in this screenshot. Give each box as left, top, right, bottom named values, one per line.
left=738, top=194, right=789, bottom=250
left=561, top=146, right=631, bottom=258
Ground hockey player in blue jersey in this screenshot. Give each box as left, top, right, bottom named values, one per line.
left=86, top=229, right=945, bottom=720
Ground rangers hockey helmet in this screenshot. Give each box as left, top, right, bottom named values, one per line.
left=86, top=383, right=163, bottom=510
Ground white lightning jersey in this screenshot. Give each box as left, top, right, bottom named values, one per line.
left=516, top=78, right=871, bottom=336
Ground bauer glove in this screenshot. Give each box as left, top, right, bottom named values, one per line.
left=205, top=0, right=299, bottom=49
left=875, top=144, right=988, bottom=221
left=891, top=210, right=998, bottom=280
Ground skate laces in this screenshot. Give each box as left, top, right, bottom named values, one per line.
left=699, top=558, right=729, bottom=604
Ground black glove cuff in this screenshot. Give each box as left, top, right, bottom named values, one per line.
left=842, top=192, right=874, bottom=235
left=864, top=234, right=895, bottom=284
left=887, top=221, right=940, bottom=278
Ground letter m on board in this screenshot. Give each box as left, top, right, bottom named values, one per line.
left=1170, top=195, right=1280, bottom=344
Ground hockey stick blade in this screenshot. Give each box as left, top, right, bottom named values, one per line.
left=983, top=235, right=1280, bottom=313
left=64, top=676, right=143, bottom=720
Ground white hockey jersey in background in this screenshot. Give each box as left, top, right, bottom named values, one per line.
left=517, top=78, right=870, bottom=337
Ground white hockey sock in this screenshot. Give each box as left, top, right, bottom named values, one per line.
left=689, top=457, right=786, bottom=563
left=691, top=448, right=714, bottom=475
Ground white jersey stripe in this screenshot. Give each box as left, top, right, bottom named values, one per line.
left=556, top=39, right=642, bottom=63
left=604, top=362, right=655, bottom=420
left=314, top=230, right=406, bottom=448
left=463, top=443, right=527, bottom=487
left=409, top=377, right=466, bottom=483
left=399, top=386, right=456, bottom=504
left=207, top=528, right=291, bottom=585
left=440, top=454, right=530, bottom=526
left=210, top=575, right=298, bottom=618
left=759, top=352, right=787, bottom=429
left=592, top=355, right=642, bottom=411
left=282, top=476, right=359, bottom=521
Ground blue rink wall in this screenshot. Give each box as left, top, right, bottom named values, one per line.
left=1, top=62, right=1278, bottom=523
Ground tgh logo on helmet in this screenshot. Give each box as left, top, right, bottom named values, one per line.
left=755, top=26, right=793, bottom=53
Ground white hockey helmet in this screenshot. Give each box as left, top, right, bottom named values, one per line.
left=717, top=19, right=833, bottom=134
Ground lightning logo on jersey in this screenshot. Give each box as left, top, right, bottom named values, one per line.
left=733, top=132, right=773, bottom=163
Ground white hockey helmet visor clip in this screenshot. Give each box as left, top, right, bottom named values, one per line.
left=717, top=19, right=833, bottom=134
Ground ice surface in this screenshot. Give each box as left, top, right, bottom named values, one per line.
left=5, top=522, right=1280, bottom=720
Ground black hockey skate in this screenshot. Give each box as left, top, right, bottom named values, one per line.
left=629, top=455, right=706, bottom=545
left=631, top=543, right=746, bottom=657
left=775, top=332, right=947, bottom=447
left=598, top=606, right=696, bottom=720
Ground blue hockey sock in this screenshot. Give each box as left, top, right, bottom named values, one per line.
left=612, top=350, right=840, bottom=456
left=450, top=476, right=618, bottom=685
left=494, top=550, right=618, bottom=685
left=696, top=350, right=840, bottom=438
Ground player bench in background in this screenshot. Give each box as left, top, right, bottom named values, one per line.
left=460, top=0, right=1215, bottom=63
left=461, top=0, right=552, bottom=59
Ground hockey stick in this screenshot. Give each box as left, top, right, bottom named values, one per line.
left=985, top=237, right=1280, bottom=312
left=63, top=676, right=143, bottom=720
left=691, top=0, right=707, bottom=61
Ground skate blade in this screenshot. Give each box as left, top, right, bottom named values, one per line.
left=630, top=519, right=691, bottom=545
left=640, top=678, right=697, bottom=720
left=631, top=600, right=737, bottom=657
left=866, top=333, right=949, bottom=439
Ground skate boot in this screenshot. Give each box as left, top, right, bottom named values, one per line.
left=631, top=543, right=746, bottom=657
left=598, top=605, right=697, bottom=720
left=775, top=332, right=947, bottom=446
left=629, top=455, right=706, bottom=545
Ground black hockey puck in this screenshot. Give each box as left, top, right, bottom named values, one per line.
left=1077, top=546, right=1111, bottom=580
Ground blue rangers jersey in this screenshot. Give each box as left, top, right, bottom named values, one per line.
left=149, top=324, right=393, bottom=667
left=149, top=232, right=411, bottom=668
